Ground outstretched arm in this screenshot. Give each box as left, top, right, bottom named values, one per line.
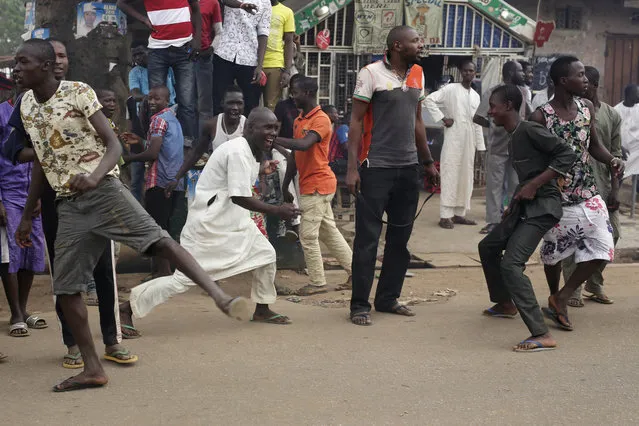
left=276, top=131, right=320, bottom=151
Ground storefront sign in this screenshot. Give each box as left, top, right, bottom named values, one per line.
left=353, top=0, right=404, bottom=54
left=534, top=20, right=555, bottom=48
left=316, top=29, right=331, bottom=50
left=468, top=0, right=535, bottom=42
left=404, top=0, right=443, bottom=46
left=295, top=0, right=352, bottom=35
left=76, top=2, right=127, bottom=39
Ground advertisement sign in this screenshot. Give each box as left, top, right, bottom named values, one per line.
left=404, top=0, right=444, bottom=46
left=316, top=29, right=331, bottom=50
left=76, top=2, right=127, bottom=38
left=353, top=0, right=404, bottom=54
left=295, top=0, right=352, bottom=35
left=468, top=0, right=535, bottom=42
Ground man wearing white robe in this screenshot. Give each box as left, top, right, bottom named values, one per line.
left=615, top=84, right=639, bottom=176
left=118, top=109, right=300, bottom=330
left=425, top=61, right=485, bottom=229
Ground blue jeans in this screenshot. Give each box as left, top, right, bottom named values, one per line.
left=148, top=46, right=196, bottom=146
left=129, top=161, right=145, bottom=203
left=195, top=54, right=214, bottom=134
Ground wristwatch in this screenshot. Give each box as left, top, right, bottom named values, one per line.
left=423, top=159, right=435, bottom=166
left=281, top=68, right=291, bottom=74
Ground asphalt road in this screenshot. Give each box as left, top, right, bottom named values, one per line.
left=2, top=265, right=639, bottom=425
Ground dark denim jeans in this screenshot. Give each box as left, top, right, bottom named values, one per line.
left=148, top=46, right=196, bottom=146
left=213, top=54, right=261, bottom=116
left=195, top=53, right=214, bottom=136
left=350, top=165, right=420, bottom=314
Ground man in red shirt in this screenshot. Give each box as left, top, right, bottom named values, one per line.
left=196, top=0, right=222, bottom=131
left=117, top=0, right=202, bottom=148
left=276, top=77, right=352, bottom=296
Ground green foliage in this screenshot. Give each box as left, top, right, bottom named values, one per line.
left=0, top=0, right=27, bottom=56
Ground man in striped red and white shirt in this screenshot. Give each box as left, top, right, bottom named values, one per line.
left=117, top=0, right=202, bottom=148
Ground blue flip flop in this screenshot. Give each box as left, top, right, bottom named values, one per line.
left=483, top=307, right=517, bottom=319
left=513, top=339, right=557, bottom=353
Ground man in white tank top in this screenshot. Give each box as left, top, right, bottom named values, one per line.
left=166, top=86, right=247, bottom=204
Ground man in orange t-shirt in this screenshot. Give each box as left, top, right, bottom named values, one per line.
left=277, top=76, right=352, bottom=295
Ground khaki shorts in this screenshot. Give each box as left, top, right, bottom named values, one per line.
left=53, top=177, right=170, bottom=295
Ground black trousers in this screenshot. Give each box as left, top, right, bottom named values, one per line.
left=212, top=55, right=261, bottom=116
left=350, top=166, right=420, bottom=314
left=41, top=182, right=119, bottom=347
left=478, top=208, right=557, bottom=337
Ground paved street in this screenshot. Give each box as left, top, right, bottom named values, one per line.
left=2, top=264, right=639, bottom=425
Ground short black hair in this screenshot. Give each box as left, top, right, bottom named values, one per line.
left=502, top=60, right=519, bottom=79
left=518, top=60, right=531, bottom=70
left=322, top=104, right=337, bottom=113
left=386, top=25, right=414, bottom=51
left=458, top=60, right=475, bottom=70
left=490, top=84, right=523, bottom=111
left=549, top=56, right=580, bottom=86
left=95, top=88, right=115, bottom=97
left=21, top=39, right=56, bottom=63
left=294, top=76, right=318, bottom=95
left=223, top=84, right=243, bottom=98
left=289, top=73, right=303, bottom=88
left=624, top=84, right=638, bottom=99
left=584, top=66, right=600, bottom=86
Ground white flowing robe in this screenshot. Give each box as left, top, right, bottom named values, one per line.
left=614, top=102, right=639, bottom=176
left=183, top=137, right=276, bottom=278
left=424, top=83, right=485, bottom=210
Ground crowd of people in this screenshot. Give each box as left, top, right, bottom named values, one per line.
left=0, top=17, right=636, bottom=391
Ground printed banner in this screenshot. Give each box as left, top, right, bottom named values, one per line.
left=76, top=2, right=127, bottom=39
left=353, top=0, right=404, bottom=55
left=404, top=0, right=443, bottom=46
left=295, top=0, right=352, bottom=35
left=468, top=0, right=535, bottom=41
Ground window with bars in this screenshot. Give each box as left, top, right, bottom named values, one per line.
left=555, top=6, right=583, bottom=30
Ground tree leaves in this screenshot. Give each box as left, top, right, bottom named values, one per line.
left=0, top=0, right=26, bottom=56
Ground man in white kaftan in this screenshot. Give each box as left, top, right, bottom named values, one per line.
left=424, top=61, right=485, bottom=229
left=120, top=109, right=299, bottom=329
left=615, top=84, right=639, bottom=176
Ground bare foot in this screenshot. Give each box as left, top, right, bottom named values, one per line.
left=52, top=371, right=109, bottom=392
left=220, top=297, right=250, bottom=321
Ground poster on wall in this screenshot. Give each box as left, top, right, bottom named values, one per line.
left=76, top=2, right=127, bottom=39
left=30, top=28, right=51, bottom=40
left=353, top=0, right=404, bottom=55
left=24, top=2, right=35, bottom=32
left=404, top=0, right=443, bottom=46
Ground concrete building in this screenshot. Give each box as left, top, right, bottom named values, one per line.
left=508, top=0, right=639, bottom=104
